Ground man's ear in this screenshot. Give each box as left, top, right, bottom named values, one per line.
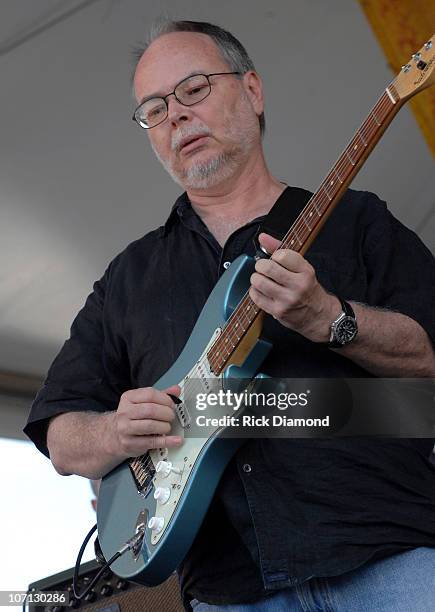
left=242, top=71, right=264, bottom=117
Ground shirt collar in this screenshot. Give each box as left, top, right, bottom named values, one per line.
left=161, top=192, right=192, bottom=236
left=160, top=190, right=271, bottom=238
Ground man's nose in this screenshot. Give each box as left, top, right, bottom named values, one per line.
left=166, top=94, right=192, bottom=126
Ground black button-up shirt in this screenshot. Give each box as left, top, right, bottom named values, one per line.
left=24, top=187, right=435, bottom=609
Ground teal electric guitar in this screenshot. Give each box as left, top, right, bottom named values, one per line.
left=97, top=36, right=435, bottom=585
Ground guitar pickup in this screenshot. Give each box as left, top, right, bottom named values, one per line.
left=174, top=402, right=191, bottom=428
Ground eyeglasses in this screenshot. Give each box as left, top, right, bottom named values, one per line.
left=132, top=72, right=241, bottom=129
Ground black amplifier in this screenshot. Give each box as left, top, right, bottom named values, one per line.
left=27, top=560, right=184, bottom=611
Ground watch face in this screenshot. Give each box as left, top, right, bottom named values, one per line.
left=336, top=316, right=358, bottom=344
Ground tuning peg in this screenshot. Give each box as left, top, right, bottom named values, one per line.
left=401, top=64, right=411, bottom=72
left=424, top=41, right=432, bottom=50
left=411, top=52, right=421, bottom=61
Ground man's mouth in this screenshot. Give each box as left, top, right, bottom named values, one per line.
left=179, top=135, right=209, bottom=154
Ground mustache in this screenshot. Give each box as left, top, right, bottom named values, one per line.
left=172, top=124, right=213, bottom=152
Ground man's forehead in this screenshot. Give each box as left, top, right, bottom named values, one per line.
left=144, top=31, right=222, bottom=61
left=134, top=31, right=228, bottom=96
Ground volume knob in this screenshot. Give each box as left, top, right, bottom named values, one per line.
left=154, top=486, right=171, bottom=504
left=148, top=516, right=165, bottom=533
left=155, top=460, right=181, bottom=477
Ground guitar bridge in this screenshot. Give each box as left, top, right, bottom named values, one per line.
left=129, top=454, right=155, bottom=497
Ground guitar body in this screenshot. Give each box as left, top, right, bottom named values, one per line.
left=97, top=254, right=271, bottom=585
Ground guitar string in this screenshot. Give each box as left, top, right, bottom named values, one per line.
left=138, top=90, right=396, bottom=472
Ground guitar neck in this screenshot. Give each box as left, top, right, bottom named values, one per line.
left=207, top=35, right=435, bottom=376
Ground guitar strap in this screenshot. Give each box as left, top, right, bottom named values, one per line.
left=253, top=185, right=312, bottom=258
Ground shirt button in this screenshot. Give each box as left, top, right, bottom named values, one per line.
left=242, top=463, right=252, bottom=473
left=223, top=261, right=231, bottom=269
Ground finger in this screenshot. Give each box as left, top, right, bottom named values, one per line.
left=249, top=286, right=276, bottom=315
left=126, top=434, right=183, bottom=455
left=271, top=248, right=308, bottom=273
left=128, top=418, right=173, bottom=436
left=254, top=258, right=295, bottom=287
left=163, top=384, right=181, bottom=397
left=123, top=387, right=176, bottom=408
left=250, top=271, right=289, bottom=302
left=146, top=434, right=184, bottom=451
left=128, top=402, right=175, bottom=422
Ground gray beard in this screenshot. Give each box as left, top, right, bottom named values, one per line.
left=152, top=146, right=240, bottom=190
left=180, top=149, right=240, bottom=189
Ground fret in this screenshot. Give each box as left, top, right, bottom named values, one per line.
left=303, top=215, right=312, bottom=231
left=313, top=198, right=323, bottom=216
left=360, top=122, right=371, bottom=144
left=323, top=184, right=333, bottom=201
left=333, top=168, right=344, bottom=184
left=371, top=109, right=381, bottom=126
left=289, top=230, right=303, bottom=247
left=238, top=314, right=250, bottom=329
left=339, top=155, right=351, bottom=176
left=350, top=137, right=363, bottom=158
left=346, top=149, right=356, bottom=166
left=358, top=130, right=367, bottom=147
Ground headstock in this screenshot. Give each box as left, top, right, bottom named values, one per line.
left=392, top=35, right=435, bottom=101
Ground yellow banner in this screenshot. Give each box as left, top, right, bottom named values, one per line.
left=358, top=0, right=435, bottom=156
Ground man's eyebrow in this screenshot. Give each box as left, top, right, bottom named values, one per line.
left=138, top=71, right=207, bottom=105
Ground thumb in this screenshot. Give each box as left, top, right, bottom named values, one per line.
left=258, top=232, right=281, bottom=255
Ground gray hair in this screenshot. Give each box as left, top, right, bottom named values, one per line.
left=131, top=19, right=265, bottom=137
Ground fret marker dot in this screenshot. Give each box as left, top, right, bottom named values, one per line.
left=309, top=212, right=313, bottom=217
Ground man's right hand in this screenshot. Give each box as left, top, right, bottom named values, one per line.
left=112, top=384, right=184, bottom=457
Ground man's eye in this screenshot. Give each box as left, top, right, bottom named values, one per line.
left=148, top=106, right=165, bottom=118
left=187, top=85, right=206, bottom=96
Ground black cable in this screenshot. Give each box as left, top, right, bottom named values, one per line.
left=22, top=589, right=30, bottom=612
left=72, top=523, right=121, bottom=602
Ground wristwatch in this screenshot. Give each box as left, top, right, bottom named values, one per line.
left=328, top=298, right=358, bottom=348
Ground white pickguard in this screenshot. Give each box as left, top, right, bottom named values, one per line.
left=148, top=328, right=228, bottom=545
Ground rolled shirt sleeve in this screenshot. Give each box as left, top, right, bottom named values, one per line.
left=23, top=264, right=123, bottom=458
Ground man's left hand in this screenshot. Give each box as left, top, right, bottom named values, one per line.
left=249, top=232, right=341, bottom=343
